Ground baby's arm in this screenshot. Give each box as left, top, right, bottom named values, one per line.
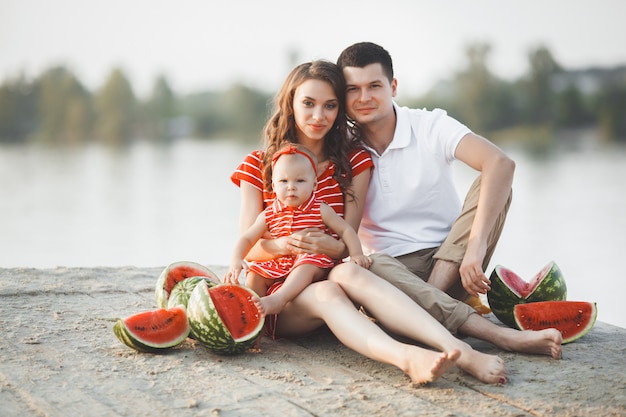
left=320, top=203, right=372, bottom=269
left=225, top=212, right=269, bottom=284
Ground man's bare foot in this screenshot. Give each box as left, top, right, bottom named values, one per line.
left=252, top=295, right=285, bottom=317
left=406, top=348, right=460, bottom=386
left=499, top=328, right=563, bottom=359
left=456, top=349, right=508, bottom=384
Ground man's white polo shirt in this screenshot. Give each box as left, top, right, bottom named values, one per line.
left=359, top=103, right=471, bottom=256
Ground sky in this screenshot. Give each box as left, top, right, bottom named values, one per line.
left=1, top=0, right=626, bottom=100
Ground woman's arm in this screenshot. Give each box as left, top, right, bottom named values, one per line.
left=225, top=212, right=268, bottom=283
left=238, top=181, right=292, bottom=261
left=343, top=168, right=371, bottom=232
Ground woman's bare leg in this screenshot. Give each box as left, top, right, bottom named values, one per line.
left=329, top=263, right=508, bottom=384
left=246, top=272, right=271, bottom=298
left=255, top=264, right=325, bottom=316
left=275, top=280, right=459, bottom=385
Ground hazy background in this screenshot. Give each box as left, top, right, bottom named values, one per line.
left=1, top=0, right=625, bottom=328
left=2, top=0, right=626, bottom=98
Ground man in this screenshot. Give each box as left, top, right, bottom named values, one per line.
left=337, top=42, right=514, bottom=308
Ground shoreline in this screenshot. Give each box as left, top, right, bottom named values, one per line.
left=1, top=266, right=624, bottom=416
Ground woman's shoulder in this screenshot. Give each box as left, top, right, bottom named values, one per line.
left=231, top=149, right=265, bottom=189
left=348, top=147, right=374, bottom=174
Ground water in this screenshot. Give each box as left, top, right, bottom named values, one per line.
left=1, top=139, right=624, bottom=329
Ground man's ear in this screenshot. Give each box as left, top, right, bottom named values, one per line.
left=391, top=78, right=398, bottom=98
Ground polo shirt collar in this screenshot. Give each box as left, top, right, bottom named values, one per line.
left=388, top=102, right=412, bottom=150
left=361, top=102, right=411, bottom=156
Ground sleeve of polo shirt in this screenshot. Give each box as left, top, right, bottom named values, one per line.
left=426, top=109, right=472, bottom=163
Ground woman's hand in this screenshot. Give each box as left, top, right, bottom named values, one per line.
left=288, top=228, right=346, bottom=259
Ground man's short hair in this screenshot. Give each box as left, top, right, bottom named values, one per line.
left=337, top=42, right=394, bottom=81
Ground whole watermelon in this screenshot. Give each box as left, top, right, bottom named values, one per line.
left=155, top=261, right=220, bottom=308
left=186, top=281, right=264, bottom=355
left=168, top=276, right=218, bottom=309
left=487, top=261, right=567, bottom=328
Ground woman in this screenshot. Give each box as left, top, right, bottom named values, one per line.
left=230, top=60, right=558, bottom=385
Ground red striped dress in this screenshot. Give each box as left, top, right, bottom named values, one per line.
left=247, top=194, right=336, bottom=280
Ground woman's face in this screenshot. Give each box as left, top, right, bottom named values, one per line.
left=292, top=79, right=339, bottom=145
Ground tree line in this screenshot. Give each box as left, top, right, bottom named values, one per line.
left=0, top=43, right=624, bottom=146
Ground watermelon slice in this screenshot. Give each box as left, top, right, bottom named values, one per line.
left=113, top=306, right=190, bottom=353
left=514, top=301, right=597, bottom=344
left=187, top=282, right=264, bottom=355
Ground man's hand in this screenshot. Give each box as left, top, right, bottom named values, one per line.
left=459, top=242, right=490, bottom=296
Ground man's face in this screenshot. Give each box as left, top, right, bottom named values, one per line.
left=342, top=63, right=397, bottom=126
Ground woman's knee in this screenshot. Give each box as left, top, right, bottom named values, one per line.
left=310, top=279, right=348, bottom=303
left=328, top=262, right=361, bottom=284
left=329, top=262, right=372, bottom=286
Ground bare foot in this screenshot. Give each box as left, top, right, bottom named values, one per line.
left=252, top=296, right=266, bottom=317
left=456, top=349, right=508, bottom=384
left=247, top=337, right=262, bottom=353
left=499, top=328, right=563, bottom=359
left=406, top=348, right=460, bottom=386
left=253, top=294, right=285, bottom=317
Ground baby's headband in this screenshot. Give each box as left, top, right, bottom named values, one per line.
left=271, top=144, right=317, bottom=174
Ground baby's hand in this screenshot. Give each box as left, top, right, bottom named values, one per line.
left=224, top=262, right=245, bottom=284
left=350, top=254, right=372, bottom=269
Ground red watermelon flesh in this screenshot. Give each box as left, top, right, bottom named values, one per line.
left=165, top=265, right=218, bottom=295
left=209, top=285, right=262, bottom=341
left=499, top=263, right=552, bottom=298
left=155, top=261, right=220, bottom=308
left=113, top=306, right=189, bottom=352
left=514, top=301, right=597, bottom=344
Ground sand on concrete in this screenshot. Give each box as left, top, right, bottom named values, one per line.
left=1, top=266, right=624, bottom=417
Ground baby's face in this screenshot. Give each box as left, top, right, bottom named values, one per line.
left=271, top=154, right=317, bottom=207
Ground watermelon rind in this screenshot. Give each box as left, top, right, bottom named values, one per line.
left=487, top=261, right=567, bottom=328
left=155, top=261, right=220, bottom=308
left=514, top=301, right=598, bottom=344
left=168, top=276, right=218, bottom=309
left=186, top=281, right=264, bottom=355
left=113, top=306, right=190, bottom=353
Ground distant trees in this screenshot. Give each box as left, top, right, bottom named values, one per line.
left=142, top=75, right=176, bottom=141
left=412, top=43, right=626, bottom=143
left=0, top=44, right=625, bottom=144
left=94, top=68, right=137, bottom=145
left=36, top=66, right=94, bottom=144
left=0, top=73, right=36, bottom=142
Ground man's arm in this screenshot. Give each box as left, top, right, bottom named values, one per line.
left=454, top=133, right=515, bottom=296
